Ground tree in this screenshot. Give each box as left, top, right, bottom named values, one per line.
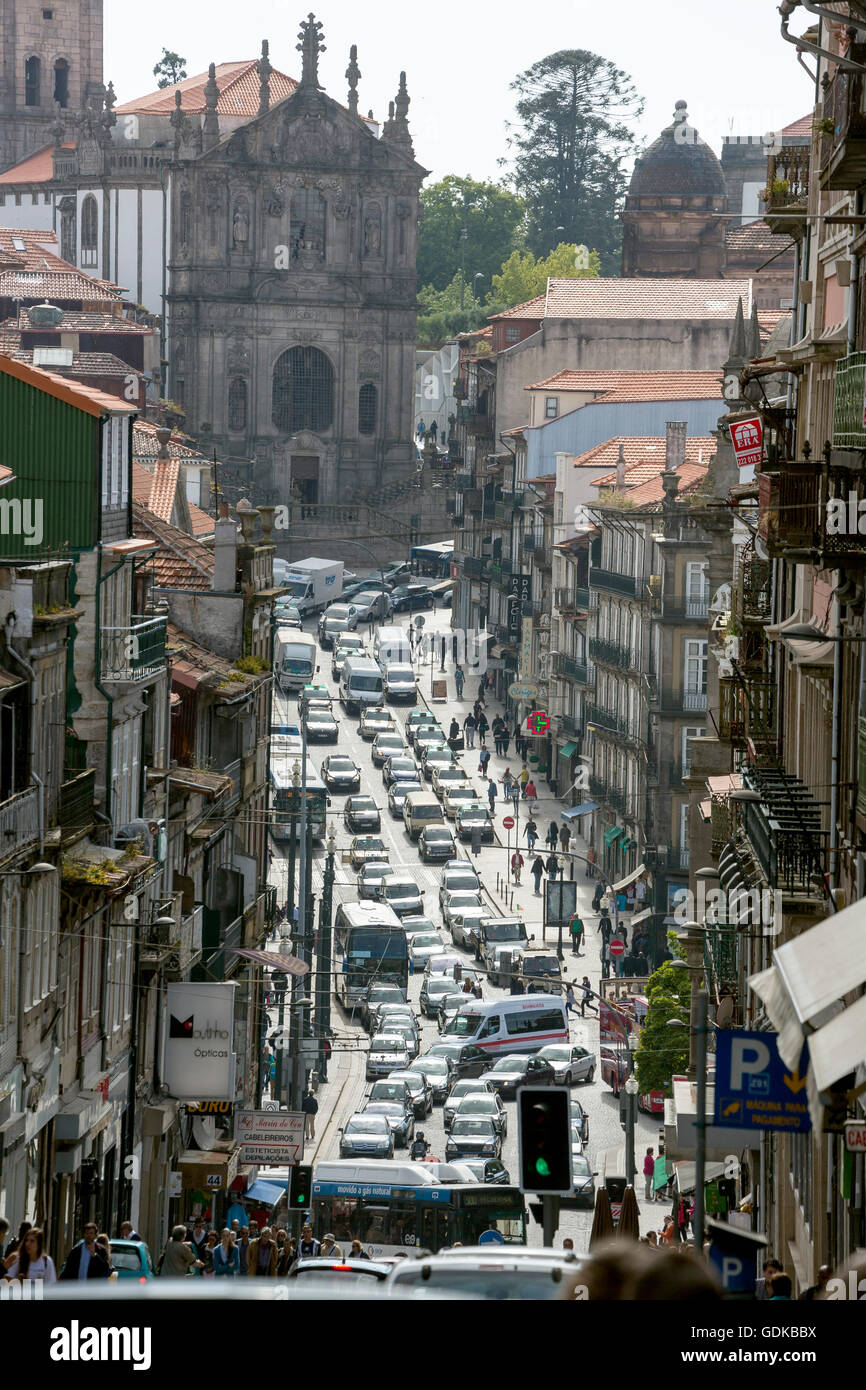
left=417, top=175, right=526, bottom=294
left=506, top=50, right=643, bottom=275
left=634, top=960, right=691, bottom=1096
left=490, top=241, right=601, bottom=308
left=153, top=49, right=188, bottom=89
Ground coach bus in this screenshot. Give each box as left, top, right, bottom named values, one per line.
left=333, top=901, right=408, bottom=1009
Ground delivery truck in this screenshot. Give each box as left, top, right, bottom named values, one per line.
left=274, top=629, right=318, bottom=694
left=277, top=557, right=344, bottom=616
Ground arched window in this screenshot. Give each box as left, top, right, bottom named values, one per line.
left=25, top=56, right=41, bottom=107
left=53, top=59, right=69, bottom=108
left=358, top=382, right=377, bottom=436
left=272, top=347, right=334, bottom=434
left=228, top=378, right=247, bottom=432
left=290, top=189, right=326, bottom=262
left=80, top=195, right=98, bottom=267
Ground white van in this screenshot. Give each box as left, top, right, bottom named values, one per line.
left=382, top=661, right=417, bottom=704
left=402, top=791, right=444, bottom=841
left=373, top=625, right=412, bottom=669
left=439, top=994, right=568, bottom=1055
left=339, top=655, right=385, bottom=714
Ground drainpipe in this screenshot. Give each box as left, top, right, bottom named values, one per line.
left=5, top=617, right=44, bottom=852
left=96, top=547, right=128, bottom=832
left=829, top=603, right=842, bottom=894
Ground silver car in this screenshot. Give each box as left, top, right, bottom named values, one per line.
left=443, top=1078, right=492, bottom=1130
left=366, top=1034, right=410, bottom=1079
left=537, top=1043, right=596, bottom=1086
left=452, top=1091, right=508, bottom=1138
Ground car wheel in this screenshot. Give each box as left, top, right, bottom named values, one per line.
left=584, top=1067, right=595, bottom=1084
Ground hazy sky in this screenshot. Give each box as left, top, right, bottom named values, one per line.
left=104, top=0, right=815, bottom=182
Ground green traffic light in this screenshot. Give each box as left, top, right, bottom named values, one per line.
left=535, top=1157, right=550, bottom=1177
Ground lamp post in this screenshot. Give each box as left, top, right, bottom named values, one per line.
left=624, top=1068, right=640, bottom=1189
left=459, top=226, right=468, bottom=308
left=667, top=990, right=712, bottom=1250
left=315, top=823, right=336, bottom=1082
left=472, top=272, right=484, bottom=303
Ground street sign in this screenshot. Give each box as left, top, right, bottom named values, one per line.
left=414, top=615, right=426, bottom=628
left=713, top=1030, right=811, bottom=1134
left=845, top=1120, right=866, bottom=1153
left=235, top=1109, right=305, bottom=1165
left=526, top=710, right=550, bottom=735
left=477, top=1227, right=505, bottom=1245
left=509, top=681, right=538, bottom=703
left=502, top=816, right=515, bottom=830
left=608, top=937, right=625, bottom=957
left=544, top=879, right=576, bottom=926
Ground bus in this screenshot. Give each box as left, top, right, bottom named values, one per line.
left=333, top=901, right=408, bottom=1009
left=599, top=984, right=663, bottom=1114
left=309, top=1160, right=527, bottom=1257
left=269, top=724, right=328, bottom=842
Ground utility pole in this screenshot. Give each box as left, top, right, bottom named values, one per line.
left=693, top=989, right=708, bottom=1252
left=315, top=824, right=336, bottom=1082
left=460, top=226, right=467, bottom=308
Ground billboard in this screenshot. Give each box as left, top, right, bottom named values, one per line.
left=163, top=982, right=237, bottom=1101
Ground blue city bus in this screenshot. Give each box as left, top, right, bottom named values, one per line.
left=269, top=724, right=328, bottom=842
left=333, top=902, right=408, bottom=1008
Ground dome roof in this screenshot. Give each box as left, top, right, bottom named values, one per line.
left=629, top=101, right=726, bottom=198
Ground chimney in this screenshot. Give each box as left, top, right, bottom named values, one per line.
left=156, top=426, right=171, bottom=460
left=615, top=442, right=626, bottom=492
left=213, top=513, right=238, bottom=591
left=665, top=421, right=687, bottom=472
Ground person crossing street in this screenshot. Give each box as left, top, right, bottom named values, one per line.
left=511, top=850, right=524, bottom=885
left=302, top=1088, right=318, bottom=1140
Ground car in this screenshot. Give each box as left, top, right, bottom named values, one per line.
left=412, top=1055, right=452, bottom=1103
left=438, top=862, right=481, bottom=908
left=298, top=683, right=332, bottom=713
left=343, top=795, right=381, bottom=834
left=445, top=1116, right=502, bottom=1161
left=421, top=747, right=456, bottom=781
left=453, top=1091, right=508, bottom=1138
left=442, top=889, right=484, bottom=937
left=349, top=835, right=390, bottom=868
left=339, top=1112, right=395, bottom=1159
left=431, top=765, right=468, bottom=798
left=382, top=755, right=421, bottom=788
left=484, top=943, right=526, bottom=988
left=382, top=662, right=418, bottom=704
left=437, top=992, right=477, bottom=1032
left=105, top=1239, right=157, bottom=1281
left=456, top=802, right=495, bottom=843
left=332, top=639, right=366, bottom=680
left=520, top=952, right=564, bottom=995
left=570, top=1153, right=596, bottom=1208
left=484, top=1053, right=556, bottom=1098
left=570, top=1121, right=585, bottom=1158
left=289, top=1257, right=393, bottom=1284
left=385, top=1020, right=420, bottom=1061
left=273, top=600, right=302, bottom=628
left=406, top=715, right=442, bottom=747
left=303, top=708, right=339, bottom=742
left=457, top=1158, right=511, bottom=1186
left=424, top=1039, right=491, bottom=1080
left=390, top=583, right=435, bottom=612
left=361, top=983, right=406, bottom=1032
left=443, top=1078, right=492, bottom=1130
left=413, top=727, right=448, bottom=756
left=384, top=1252, right=586, bottom=1299
left=360, top=708, right=396, bottom=741
left=537, top=1043, right=597, bottom=1087
left=387, top=1069, right=433, bottom=1118
left=371, top=1004, right=418, bottom=1036
left=317, top=603, right=360, bottom=648
left=371, top=731, right=406, bottom=767
left=349, top=588, right=393, bottom=623
left=382, top=561, right=413, bottom=586
left=357, top=861, right=396, bottom=900
left=425, top=952, right=463, bottom=978
left=375, top=874, right=424, bottom=917
left=418, top=824, right=456, bottom=862
left=407, top=932, right=446, bottom=966
left=361, top=1098, right=415, bottom=1148
left=570, top=1098, right=591, bottom=1146
left=419, top=974, right=457, bottom=1017
left=366, top=1034, right=411, bottom=1081
left=321, top=754, right=361, bottom=792
left=442, top=785, right=481, bottom=820
left=367, top=1077, right=413, bottom=1109
left=387, top=779, right=422, bottom=818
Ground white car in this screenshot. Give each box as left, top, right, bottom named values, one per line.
left=442, top=891, right=486, bottom=948
left=408, top=932, right=446, bottom=965
left=438, top=862, right=482, bottom=906
left=360, top=708, right=396, bottom=741
left=432, top=766, right=469, bottom=798
left=366, top=1034, right=411, bottom=1080
left=443, top=784, right=481, bottom=820
left=443, top=1079, right=492, bottom=1130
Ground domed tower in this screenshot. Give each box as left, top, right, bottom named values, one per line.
left=621, top=100, right=728, bottom=279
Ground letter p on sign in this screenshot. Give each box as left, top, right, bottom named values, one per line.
left=729, top=1038, right=770, bottom=1090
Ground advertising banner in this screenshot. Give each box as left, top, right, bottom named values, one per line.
left=164, top=982, right=237, bottom=1101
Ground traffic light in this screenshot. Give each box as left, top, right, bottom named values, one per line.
left=289, top=1164, right=312, bottom=1210
left=517, top=1087, right=572, bottom=1195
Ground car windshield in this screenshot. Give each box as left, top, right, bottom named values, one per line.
left=451, top=1119, right=495, bottom=1136
left=362, top=865, right=392, bottom=880
left=412, top=935, right=441, bottom=948
left=371, top=1039, right=404, bottom=1052
left=449, top=894, right=481, bottom=908
left=541, top=1046, right=569, bottom=1060
left=346, top=1117, right=389, bottom=1134
left=377, top=736, right=403, bottom=748
left=524, top=958, right=560, bottom=976
left=425, top=828, right=452, bottom=840
left=393, top=783, right=421, bottom=799
left=416, top=1059, right=449, bottom=1076
left=349, top=798, right=377, bottom=811
left=458, top=1098, right=495, bottom=1113
left=441, top=995, right=467, bottom=1011
left=388, top=667, right=414, bottom=680
left=425, top=979, right=451, bottom=995
left=365, top=713, right=390, bottom=724
left=573, top=1156, right=592, bottom=1177
left=484, top=923, right=524, bottom=942
left=386, top=882, right=418, bottom=899
left=370, top=1083, right=407, bottom=1101
left=365, top=1102, right=401, bottom=1115
left=492, top=1057, right=527, bottom=1073
left=111, top=1249, right=144, bottom=1271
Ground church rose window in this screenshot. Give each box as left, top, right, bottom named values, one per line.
left=81, top=195, right=98, bottom=268
left=290, top=189, right=326, bottom=262
left=358, top=382, right=377, bottom=436
left=272, top=347, right=334, bottom=434
left=228, top=378, right=247, bottom=432
left=25, top=57, right=41, bottom=107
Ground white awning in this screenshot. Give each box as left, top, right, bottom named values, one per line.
left=629, top=908, right=654, bottom=927
left=611, top=863, right=647, bottom=894
left=808, top=992, right=866, bottom=1093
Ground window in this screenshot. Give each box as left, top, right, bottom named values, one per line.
left=81, top=194, right=98, bottom=267
left=685, top=560, right=709, bottom=615
left=272, top=346, right=334, bottom=433
left=25, top=56, right=41, bottom=106
left=290, top=188, right=326, bottom=262
left=228, top=377, right=247, bottom=432
left=545, top=396, right=558, bottom=419
left=53, top=58, right=69, bottom=107
left=505, top=326, right=520, bottom=344
left=358, top=382, right=377, bottom=435
left=681, top=726, right=705, bottom=777
left=504, top=1007, right=564, bottom=1036
left=683, top=639, right=707, bottom=702
left=101, top=415, right=128, bottom=509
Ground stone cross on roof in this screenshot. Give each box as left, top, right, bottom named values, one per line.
left=297, top=13, right=326, bottom=89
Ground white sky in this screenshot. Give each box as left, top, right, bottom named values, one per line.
left=104, top=0, right=815, bottom=182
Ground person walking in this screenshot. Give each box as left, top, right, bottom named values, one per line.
left=531, top=855, right=544, bottom=895
left=297, top=1223, right=320, bottom=1259
left=598, top=910, right=612, bottom=945
left=511, top=850, right=524, bottom=885
left=492, top=717, right=505, bottom=756
left=201, top=1231, right=219, bottom=1277
left=3, top=1227, right=56, bottom=1283
left=189, top=1217, right=208, bottom=1265
left=524, top=817, right=538, bottom=852
left=580, top=976, right=595, bottom=1017
left=524, top=778, right=538, bottom=810
left=320, top=1233, right=343, bottom=1259
left=519, top=763, right=530, bottom=794
left=350, top=1240, right=370, bottom=1261
left=59, top=1222, right=111, bottom=1280
left=559, top=824, right=571, bottom=854
left=277, top=1237, right=297, bottom=1278
left=565, top=982, right=579, bottom=1019
left=454, top=664, right=465, bottom=699
left=568, top=911, right=584, bottom=956
left=302, top=1088, right=318, bottom=1140
left=600, top=938, right=611, bottom=980
left=213, top=1229, right=240, bottom=1278
left=546, top=821, right=559, bottom=852
left=592, top=882, right=604, bottom=913
left=509, top=781, right=520, bottom=816
left=487, top=778, right=497, bottom=813
left=501, top=721, right=512, bottom=757
left=476, top=711, right=489, bottom=748
left=545, top=851, right=560, bottom=881
left=463, top=711, right=477, bottom=749
left=643, top=1148, right=656, bottom=1203
left=248, top=1227, right=278, bottom=1277
left=478, top=747, right=491, bottom=780
left=156, top=1226, right=201, bottom=1279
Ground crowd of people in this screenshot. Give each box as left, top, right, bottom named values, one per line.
left=0, top=1217, right=145, bottom=1283
left=157, top=1218, right=368, bottom=1277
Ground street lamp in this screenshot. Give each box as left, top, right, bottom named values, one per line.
left=472, top=272, right=484, bottom=302
left=315, top=822, right=337, bottom=1081
left=624, top=1071, right=640, bottom=1189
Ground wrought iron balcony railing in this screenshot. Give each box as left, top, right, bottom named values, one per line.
left=588, top=636, right=632, bottom=669
left=553, top=653, right=589, bottom=684
left=589, top=568, right=638, bottom=597
left=763, top=144, right=810, bottom=236
left=101, top=616, right=167, bottom=683
left=820, top=65, right=866, bottom=191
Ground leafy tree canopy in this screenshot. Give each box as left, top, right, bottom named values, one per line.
left=634, top=960, right=691, bottom=1095
left=417, top=175, right=526, bottom=294
left=506, top=49, right=643, bottom=274
left=153, top=49, right=188, bottom=89
left=490, top=241, right=600, bottom=306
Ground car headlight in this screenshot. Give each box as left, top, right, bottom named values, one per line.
left=484, top=1144, right=496, bottom=1154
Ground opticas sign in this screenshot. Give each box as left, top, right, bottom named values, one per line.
left=164, top=982, right=237, bottom=1101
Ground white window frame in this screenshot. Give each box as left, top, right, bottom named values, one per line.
left=545, top=396, right=558, bottom=419
left=681, top=725, right=706, bottom=777
left=683, top=639, right=707, bottom=695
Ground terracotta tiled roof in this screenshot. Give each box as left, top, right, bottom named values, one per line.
left=0, top=352, right=136, bottom=416
left=725, top=221, right=792, bottom=256
left=114, top=61, right=298, bottom=117
left=0, top=143, right=76, bottom=185
left=616, top=461, right=708, bottom=507
left=8, top=348, right=140, bottom=378
left=526, top=368, right=721, bottom=400
left=757, top=309, right=788, bottom=345
left=0, top=227, right=60, bottom=258
left=132, top=501, right=215, bottom=590
left=167, top=622, right=265, bottom=696
left=543, top=277, right=753, bottom=320
left=0, top=268, right=123, bottom=301
left=132, top=419, right=207, bottom=461
left=581, top=436, right=716, bottom=479
left=132, top=460, right=215, bottom=539
left=8, top=309, right=150, bottom=333
left=776, top=113, right=812, bottom=139
left=487, top=294, right=547, bottom=322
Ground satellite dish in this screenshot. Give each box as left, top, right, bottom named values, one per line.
left=192, top=1115, right=216, bottom=1149
left=715, top=996, right=735, bottom=1028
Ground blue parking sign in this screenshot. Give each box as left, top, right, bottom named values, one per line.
left=714, top=1030, right=811, bottom=1134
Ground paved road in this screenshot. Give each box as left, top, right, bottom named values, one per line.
left=264, top=610, right=667, bottom=1248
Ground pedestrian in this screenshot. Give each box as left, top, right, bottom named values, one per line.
left=511, top=850, right=524, bottom=885
left=4, top=1220, right=31, bottom=1262
left=470, top=824, right=482, bottom=857
left=58, top=1222, right=111, bottom=1280
left=565, top=982, right=578, bottom=1018
left=546, top=821, right=558, bottom=852
left=320, top=1232, right=343, bottom=1259
left=568, top=911, right=584, bottom=955
left=476, top=711, right=489, bottom=747
left=277, top=1237, right=297, bottom=1278
left=454, top=664, right=465, bottom=699
left=643, top=1148, right=656, bottom=1203
left=201, top=1230, right=219, bottom=1277
left=297, top=1223, right=321, bottom=1259
left=660, top=1216, right=676, bottom=1246
left=479, top=747, right=491, bottom=780
left=302, top=1088, right=318, bottom=1140
left=235, top=1226, right=251, bottom=1275
left=756, top=1260, right=784, bottom=1300
left=501, top=725, right=511, bottom=757
left=188, top=1216, right=208, bottom=1264
left=156, top=1226, right=200, bottom=1279
left=213, top=1229, right=240, bottom=1278
left=531, top=855, right=544, bottom=895
left=586, top=846, right=596, bottom=879
left=769, top=1274, right=794, bottom=1301
left=487, top=779, right=497, bottom=812
left=519, top=763, right=529, bottom=793
left=559, top=824, right=571, bottom=853
left=350, top=1239, right=370, bottom=1261
left=545, top=852, right=559, bottom=880
left=492, top=717, right=505, bottom=756
left=600, top=940, right=611, bottom=979
left=592, top=882, right=603, bottom=913
left=524, top=778, right=538, bottom=808
left=524, top=817, right=538, bottom=852
left=580, top=976, right=595, bottom=1017
left=510, top=782, right=520, bottom=815
left=2, top=1227, right=56, bottom=1283
left=598, top=911, right=612, bottom=943
left=248, top=1227, right=278, bottom=1277
left=800, top=1265, right=832, bottom=1301
left=449, top=717, right=460, bottom=744
left=463, top=711, right=477, bottom=749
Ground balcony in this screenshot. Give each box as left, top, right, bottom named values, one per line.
left=704, top=925, right=740, bottom=1002
left=744, top=677, right=779, bottom=759
left=462, top=556, right=486, bottom=579
left=657, top=686, right=707, bottom=714
left=554, top=653, right=589, bottom=684
left=586, top=703, right=626, bottom=736
left=559, top=712, right=580, bottom=737
left=739, top=549, right=771, bottom=621
left=101, top=616, right=167, bottom=683
left=222, top=758, right=242, bottom=810
left=0, top=785, right=39, bottom=867
left=468, top=413, right=494, bottom=437
left=666, top=847, right=690, bottom=872
left=454, top=471, right=474, bottom=491
left=658, top=594, right=710, bottom=622
left=555, top=585, right=590, bottom=614
left=834, top=352, right=866, bottom=452
left=533, top=544, right=552, bottom=570
left=763, top=145, right=810, bottom=236
left=740, top=766, right=829, bottom=896
left=820, top=65, right=866, bottom=191
left=589, top=568, right=638, bottom=597
left=500, top=490, right=525, bottom=512
left=59, top=769, right=95, bottom=844
left=588, top=636, right=632, bottom=669
left=718, top=677, right=745, bottom=742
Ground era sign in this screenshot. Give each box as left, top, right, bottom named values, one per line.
left=730, top=417, right=763, bottom=469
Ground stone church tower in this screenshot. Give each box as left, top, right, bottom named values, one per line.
left=0, top=0, right=104, bottom=171
left=168, top=16, right=427, bottom=507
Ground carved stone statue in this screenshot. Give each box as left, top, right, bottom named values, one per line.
left=233, top=201, right=250, bottom=246
left=266, top=187, right=283, bottom=217
left=364, top=214, right=381, bottom=256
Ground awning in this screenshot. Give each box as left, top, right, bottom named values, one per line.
left=764, top=609, right=834, bottom=666
left=228, top=947, right=310, bottom=977
left=562, top=800, right=599, bottom=821
left=612, top=863, right=647, bottom=894
left=808, top=992, right=866, bottom=1093
left=428, top=579, right=454, bottom=595
left=674, top=1159, right=730, bottom=1194
left=707, top=772, right=743, bottom=799
left=245, top=1179, right=289, bottom=1206
left=559, top=740, right=578, bottom=759
left=699, top=798, right=712, bottom=821
left=630, top=908, right=654, bottom=927
left=603, top=826, right=624, bottom=845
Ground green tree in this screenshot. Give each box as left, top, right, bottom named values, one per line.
left=153, top=49, right=188, bottom=89
left=634, top=960, right=691, bottom=1096
left=490, top=241, right=601, bottom=307
left=506, top=50, right=643, bottom=275
left=417, top=175, right=526, bottom=294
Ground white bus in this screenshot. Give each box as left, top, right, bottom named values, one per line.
left=439, top=994, right=568, bottom=1055
left=269, top=724, right=328, bottom=841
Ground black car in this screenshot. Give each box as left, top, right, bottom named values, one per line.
left=321, top=754, right=361, bottom=792
left=418, top=824, right=456, bottom=862
left=484, top=1054, right=556, bottom=1098
left=343, top=795, right=381, bottom=833
left=456, top=1158, right=511, bottom=1185
left=390, top=583, right=435, bottom=613
left=424, top=1040, right=491, bottom=1080
left=303, top=709, right=339, bottom=742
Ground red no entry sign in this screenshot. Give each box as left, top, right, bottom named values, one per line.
left=609, top=938, right=625, bottom=956
left=502, top=816, right=515, bottom=829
